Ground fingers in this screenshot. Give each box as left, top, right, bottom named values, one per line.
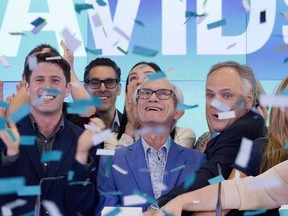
left=89, top=117, right=106, bottom=130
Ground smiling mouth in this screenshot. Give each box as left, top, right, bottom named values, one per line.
left=145, top=107, right=161, bottom=111
left=98, top=96, right=109, bottom=100
left=42, top=95, right=56, bottom=101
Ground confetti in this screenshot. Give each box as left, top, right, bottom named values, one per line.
left=112, top=164, right=128, bottom=175
left=134, top=19, right=145, bottom=27
left=41, top=150, right=63, bottom=163
left=42, top=200, right=62, bottom=216
left=1, top=199, right=27, bottom=216
left=196, top=12, right=208, bottom=24
left=62, top=28, right=82, bottom=53
left=92, top=129, right=112, bottom=146
left=0, top=177, right=25, bottom=195
left=170, top=164, right=185, bottom=173
left=9, top=32, right=25, bottom=36
left=211, top=99, right=230, bottom=112
left=227, top=42, right=237, bottom=50
left=207, top=19, right=226, bottom=30
left=260, top=10, right=266, bottom=23
left=45, top=56, right=62, bottom=60
left=235, top=137, right=253, bottom=168
left=6, top=128, right=17, bottom=142
left=84, top=124, right=101, bottom=132
left=0, top=101, right=9, bottom=110
left=27, top=55, right=37, bottom=70
left=218, top=111, right=236, bottom=120
left=8, top=103, right=30, bottom=123
left=17, top=186, right=41, bottom=196
left=43, top=88, right=62, bottom=95
left=0, top=117, right=7, bottom=130
left=177, top=103, right=198, bottom=111
left=133, top=46, right=158, bottom=57
left=69, top=97, right=101, bottom=108
left=96, top=0, right=107, bottom=7
left=96, top=149, right=115, bottom=156
left=113, top=26, right=130, bottom=41
left=92, top=14, right=102, bottom=27
left=0, top=55, right=10, bottom=67
left=66, top=107, right=88, bottom=115
left=123, top=194, right=147, bottom=206
left=147, top=71, right=166, bottom=81
left=74, top=3, right=93, bottom=14
left=260, top=95, right=288, bottom=108
left=242, top=0, right=250, bottom=12
left=117, top=46, right=128, bottom=55
left=31, top=17, right=47, bottom=34
left=243, top=209, right=267, bottom=215
left=208, top=175, right=224, bottom=185
left=85, top=47, right=102, bottom=55
left=184, top=173, right=196, bottom=190
left=67, top=171, right=75, bottom=181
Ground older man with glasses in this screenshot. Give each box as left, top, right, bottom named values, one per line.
left=95, top=78, right=207, bottom=215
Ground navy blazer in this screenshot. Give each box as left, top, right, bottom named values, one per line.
left=96, top=138, right=206, bottom=214
left=157, top=111, right=267, bottom=215
left=0, top=116, right=96, bottom=216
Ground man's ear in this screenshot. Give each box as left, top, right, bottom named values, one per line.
left=65, top=82, right=71, bottom=97
left=24, top=81, right=30, bottom=96
left=174, top=110, right=184, bottom=121
left=245, top=90, right=254, bottom=110
left=116, top=83, right=121, bottom=96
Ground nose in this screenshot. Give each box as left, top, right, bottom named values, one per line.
left=148, top=91, right=158, bottom=101
left=99, top=81, right=106, bottom=91
left=137, top=75, right=146, bottom=86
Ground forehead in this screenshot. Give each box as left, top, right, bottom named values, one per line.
left=129, top=64, right=156, bottom=76
left=141, top=79, right=174, bottom=90
left=31, top=62, right=65, bottom=77
left=89, top=66, right=117, bottom=79
left=206, top=67, right=243, bottom=92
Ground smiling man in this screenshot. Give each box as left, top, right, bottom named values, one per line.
left=0, top=52, right=97, bottom=215
left=145, top=61, right=267, bottom=216
left=95, top=78, right=206, bottom=214
left=82, top=58, right=122, bottom=132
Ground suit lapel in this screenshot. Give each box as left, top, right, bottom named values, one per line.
left=163, top=141, right=186, bottom=194
left=125, top=140, right=154, bottom=196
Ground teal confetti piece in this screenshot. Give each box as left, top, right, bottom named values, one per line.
left=20, top=136, right=36, bottom=146
left=0, top=101, right=9, bottom=109
left=147, top=71, right=166, bottom=81
left=96, top=0, right=107, bottom=6
left=22, top=210, right=35, bottom=216
left=17, top=185, right=41, bottom=196
left=0, top=116, right=7, bottom=130
left=67, top=106, right=88, bottom=115
left=231, top=97, right=245, bottom=109
left=208, top=175, right=225, bottom=185
left=285, top=141, right=288, bottom=149
left=43, top=88, right=61, bottom=95
left=74, top=3, right=93, bottom=14
left=67, top=170, right=75, bottom=181
left=85, top=47, right=102, bottom=55
left=0, top=177, right=25, bottom=195
left=279, top=209, right=288, bottom=216
left=185, top=11, right=205, bottom=17
left=41, top=150, right=63, bottom=163
left=105, top=156, right=113, bottom=177
left=184, top=173, right=196, bottom=190
left=9, top=32, right=26, bottom=36
left=69, top=97, right=102, bottom=108
left=134, top=19, right=145, bottom=27
left=6, top=128, right=17, bottom=142
left=244, top=209, right=267, bottom=215
left=104, top=206, right=121, bottom=216
left=177, top=103, right=198, bottom=111
left=117, top=46, right=128, bottom=55
left=31, top=17, right=45, bottom=27
left=207, top=19, right=226, bottom=30
left=170, top=164, right=185, bottom=173
left=133, top=46, right=158, bottom=57
left=8, top=103, right=30, bottom=123
left=162, top=209, right=174, bottom=216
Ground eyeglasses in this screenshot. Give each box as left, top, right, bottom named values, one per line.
left=137, top=88, right=176, bottom=100
left=86, top=78, right=118, bottom=89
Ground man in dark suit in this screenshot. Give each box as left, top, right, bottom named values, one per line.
left=0, top=52, right=99, bottom=215
left=95, top=78, right=207, bottom=214
left=144, top=61, right=267, bottom=216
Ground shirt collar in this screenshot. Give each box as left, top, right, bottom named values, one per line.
left=111, top=110, right=120, bottom=132
left=142, top=136, right=171, bottom=157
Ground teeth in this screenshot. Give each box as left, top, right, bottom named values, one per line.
left=146, top=107, right=161, bottom=111
left=99, top=96, right=108, bottom=100
left=42, top=95, right=55, bottom=100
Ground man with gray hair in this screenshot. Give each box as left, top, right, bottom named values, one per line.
left=145, top=61, right=267, bottom=216
left=96, top=78, right=206, bottom=214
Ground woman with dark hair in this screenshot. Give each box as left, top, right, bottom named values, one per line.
left=104, top=61, right=196, bottom=149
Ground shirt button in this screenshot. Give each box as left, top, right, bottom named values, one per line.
left=45, top=210, right=49, bottom=214
left=44, top=140, right=47, bottom=143
left=44, top=163, right=48, bottom=167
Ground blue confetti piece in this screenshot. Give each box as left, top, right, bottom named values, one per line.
left=177, top=103, right=198, bottom=111
left=43, top=88, right=61, bottom=95
left=134, top=19, right=145, bottom=27
left=283, top=57, right=288, bottom=64
left=133, top=46, right=158, bottom=57
left=6, top=128, right=16, bottom=142
left=285, top=141, right=288, bottom=149
left=96, top=0, right=107, bottom=6
left=170, top=164, right=185, bottom=173
left=208, top=175, right=225, bottom=185
left=147, top=71, right=166, bottom=81
left=8, top=103, right=30, bottom=123
left=279, top=209, right=288, bottom=216
left=67, top=170, right=75, bottom=181
left=69, top=97, right=102, bottom=108
left=20, top=136, right=36, bottom=146
left=162, top=209, right=174, bottom=216
left=31, top=17, right=45, bottom=27
left=185, top=11, right=205, bottom=17
left=85, top=47, right=102, bottom=55
left=207, top=19, right=226, bottom=30
left=0, top=116, right=7, bottom=130
left=244, top=209, right=267, bottom=215
left=66, top=106, right=88, bottom=115
left=74, top=3, right=93, bottom=14
left=41, top=150, right=63, bottom=163
left=105, top=156, right=113, bottom=177
left=104, top=207, right=121, bottom=216
left=17, top=185, right=41, bottom=196
left=0, top=177, right=25, bottom=195
left=184, top=173, right=196, bottom=190
left=0, top=101, right=9, bottom=110
left=22, top=210, right=35, bottom=216
left=231, top=97, right=245, bottom=109
left=279, top=88, right=288, bottom=96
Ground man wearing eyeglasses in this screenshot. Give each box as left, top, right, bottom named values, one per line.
left=95, top=78, right=207, bottom=214
left=70, top=58, right=122, bottom=132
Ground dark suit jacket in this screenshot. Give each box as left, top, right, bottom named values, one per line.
left=157, top=111, right=267, bottom=214
left=0, top=116, right=96, bottom=216
left=96, top=138, right=207, bottom=214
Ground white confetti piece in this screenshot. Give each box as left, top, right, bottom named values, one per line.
left=218, top=111, right=236, bottom=119
left=112, top=164, right=128, bottom=175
